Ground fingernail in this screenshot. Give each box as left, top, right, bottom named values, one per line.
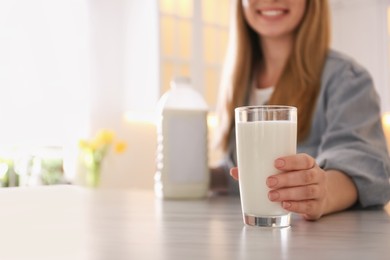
left=266, top=177, right=278, bottom=187
left=283, top=201, right=292, bottom=209
left=268, top=191, right=279, bottom=201
left=275, top=159, right=285, bottom=168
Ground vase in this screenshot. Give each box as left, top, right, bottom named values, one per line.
left=86, top=160, right=101, bottom=188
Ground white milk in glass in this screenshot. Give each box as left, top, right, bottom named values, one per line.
left=236, top=120, right=297, bottom=216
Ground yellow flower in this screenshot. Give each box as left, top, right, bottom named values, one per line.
left=78, top=129, right=128, bottom=187
left=114, top=141, right=127, bottom=154
left=79, top=129, right=127, bottom=160
left=96, top=129, right=115, bottom=145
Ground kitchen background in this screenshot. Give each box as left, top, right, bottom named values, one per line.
left=0, top=0, right=389, bottom=190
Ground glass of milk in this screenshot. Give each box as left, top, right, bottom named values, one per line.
left=235, top=106, right=297, bottom=227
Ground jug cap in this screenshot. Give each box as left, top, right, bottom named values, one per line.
left=171, top=77, right=191, bottom=89
left=157, top=77, right=209, bottom=112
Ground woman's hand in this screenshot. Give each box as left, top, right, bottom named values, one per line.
left=230, top=153, right=328, bottom=220
left=267, top=153, right=328, bottom=220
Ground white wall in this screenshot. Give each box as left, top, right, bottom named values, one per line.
left=124, top=0, right=159, bottom=114
left=0, top=0, right=90, bottom=147
left=89, top=0, right=126, bottom=132
left=87, top=0, right=159, bottom=190
left=330, top=0, right=390, bottom=113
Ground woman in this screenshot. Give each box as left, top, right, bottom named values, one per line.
left=211, top=0, right=390, bottom=220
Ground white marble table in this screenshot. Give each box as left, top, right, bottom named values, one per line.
left=0, top=185, right=389, bottom=259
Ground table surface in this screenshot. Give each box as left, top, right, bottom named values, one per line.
left=0, top=185, right=389, bottom=260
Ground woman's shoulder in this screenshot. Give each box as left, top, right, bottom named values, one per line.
left=322, top=49, right=371, bottom=81
left=319, top=49, right=378, bottom=104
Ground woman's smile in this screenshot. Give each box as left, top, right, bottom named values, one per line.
left=243, top=0, right=306, bottom=40
left=256, top=8, right=289, bottom=18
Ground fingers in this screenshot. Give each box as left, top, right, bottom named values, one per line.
left=232, top=153, right=326, bottom=220
left=281, top=201, right=323, bottom=221
left=268, top=153, right=324, bottom=189
left=268, top=184, right=324, bottom=202
left=230, top=167, right=239, bottom=180
left=266, top=167, right=325, bottom=189
left=268, top=154, right=327, bottom=220
left=232, top=154, right=318, bottom=186
left=275, top=153, right=316, bottom=171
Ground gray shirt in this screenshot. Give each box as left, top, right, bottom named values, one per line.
left=223, top=50, right=390, bottom=207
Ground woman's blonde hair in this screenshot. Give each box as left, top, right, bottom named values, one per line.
left=215, top=0, right=330, bottom=151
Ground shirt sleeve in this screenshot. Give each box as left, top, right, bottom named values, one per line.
left=316, top=61, right=390, bottom=207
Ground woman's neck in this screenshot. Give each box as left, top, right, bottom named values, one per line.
left=257, top=36, right=293, bottom=89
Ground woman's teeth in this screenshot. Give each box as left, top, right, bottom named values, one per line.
left=260, top=10, right=284, bottom=16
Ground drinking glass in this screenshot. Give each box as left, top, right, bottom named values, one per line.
left=235, top=105, right=297, bottom=227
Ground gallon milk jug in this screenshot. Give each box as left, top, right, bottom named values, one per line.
left=155, top=77, right=209, bottom=199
